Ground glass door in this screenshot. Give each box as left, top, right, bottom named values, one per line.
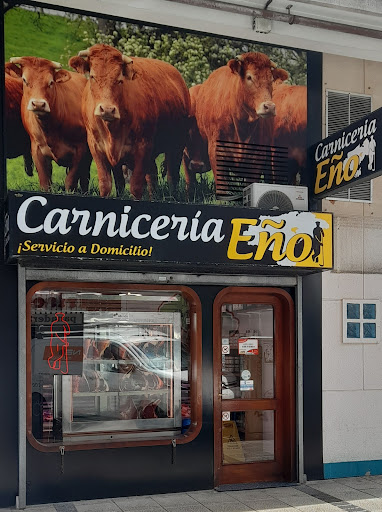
left=213, top=287, right=295, bottom=486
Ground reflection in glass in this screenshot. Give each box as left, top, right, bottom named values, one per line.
left=222, top=410, right=274, bottom=464
left=30, top=289, right=193, bottom=444
left=221, top=304, right=274, bottom=400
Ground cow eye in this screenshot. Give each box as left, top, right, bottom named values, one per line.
left=22, top=77, right=29, bottom=86
left=247, top=75, right=252, bottom=81
left=90, top=75, right=95, bottom=80
left=48, top=80, right=54, bottom=87
left=117, top=79, right=123, bottom=85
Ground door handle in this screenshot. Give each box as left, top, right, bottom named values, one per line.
left=218, top=393, right=223, bottom=397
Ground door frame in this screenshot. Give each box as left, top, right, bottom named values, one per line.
left=213, top=286, right=296, bottom=486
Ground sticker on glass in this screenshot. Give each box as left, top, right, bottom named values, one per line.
left=240, top=380, right=254, bottom=391
left=238, top=337, right=259, bottom=355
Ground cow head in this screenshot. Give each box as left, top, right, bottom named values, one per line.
left=5, top=57, right=71, bottom=116
left=69, top=44, right=134, bottom=123
left=227, top=52, right=286, bottom=119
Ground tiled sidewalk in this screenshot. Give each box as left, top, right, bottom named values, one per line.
left=3, top=476, right=382, bottom=512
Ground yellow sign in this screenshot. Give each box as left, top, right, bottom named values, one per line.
left=222, top=420, right=245, bottom=464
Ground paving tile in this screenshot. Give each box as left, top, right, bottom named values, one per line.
left=24, top=508, right=56, bottom=512
left=296, top=505, right=342, bottom=512
left=205, top=503, right=254, bottom=512
left=189, top=491, right=239, bottom=504
left=276, top=496, right=325, bottom=507
left=113, top=496, right=165, bottom=509
left=54, top=502, right=78, bottom=512
left=240, top=498, right=293, bottom=510
left=363, top=489, right=382, bottom=498
left=164, top=505, right=211, bottom=512
left=338, top=478, right=381, bottom=490
left=324, top=490, right=375, bottom=501
left=25, top=507, right=57, bottom=512
left=114, top=507, right=166, bottom=512
left=265, top=488, right=309, bottom=498
left=75, top=502, right=121, bottom=512
left=346, top=498, right=382, bottom=511
left=151, top=493, right=199, bottom=506
left=227, top=490, right=278, bottom=501
left=73, top=499, right=116, bottom=506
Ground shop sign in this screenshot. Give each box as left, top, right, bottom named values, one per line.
left=312, top=107, right=382, bottom=198
left=5, top=192, right=333, bottom=271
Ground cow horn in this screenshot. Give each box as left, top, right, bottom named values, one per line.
left=122, top=55, right=133, bottom=64
left=78, top=49, right=90, bottom=58
left=270, top=60, right=277, bottom=69
left=51, top=61, right=62, bottom=69
left=235, top=55, right=244, bottom=62
left=9, top=57, right=24, bottom=65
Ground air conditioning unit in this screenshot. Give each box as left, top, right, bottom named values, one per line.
left=243, top=183, right=309, bottom=211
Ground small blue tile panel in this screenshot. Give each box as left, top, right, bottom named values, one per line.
left=347, top=303, right=360, bottom=319
left=363, top=303, right=376, bottom=319
left=363, top=322, right=376, bottom=338
left=347, top=322, right=360, bottom=338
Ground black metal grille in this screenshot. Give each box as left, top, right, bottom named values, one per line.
left=215, top=140, right=289, bottom=199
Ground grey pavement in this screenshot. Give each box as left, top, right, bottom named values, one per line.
left=4, top=476, right=382, bottom=512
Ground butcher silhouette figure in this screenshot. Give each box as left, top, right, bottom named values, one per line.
left=48, top=313, right=71, bottom=375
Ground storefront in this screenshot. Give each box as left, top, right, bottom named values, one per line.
left=1, top=1, right=330, bottom=507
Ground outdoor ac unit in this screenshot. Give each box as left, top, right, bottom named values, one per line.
left=243, top=183, right=309, bottom=211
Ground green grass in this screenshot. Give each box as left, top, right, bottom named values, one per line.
left=5, top=7, right=92, bottom=66
left=6, top=154, right=225, bottom=204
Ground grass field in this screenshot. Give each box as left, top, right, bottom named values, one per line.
left=4, top=6, right=225, bottom=204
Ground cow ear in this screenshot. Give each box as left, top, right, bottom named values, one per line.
left=5, top=62, right=22, bottom=77
left=123, top=60, right=136, bottom=80
left=272, top=67, right=289, bottom=82
left=69, top=56, right=90, bottom=75
left=228, top=58, right=242, bottom=75
left=55, top=69, right=71, bottom=83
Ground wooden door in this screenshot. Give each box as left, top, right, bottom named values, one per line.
left=213, top=287, right=295, bottom=486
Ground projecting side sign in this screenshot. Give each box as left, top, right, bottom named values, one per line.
left=312, top=107, right=382, bottom=199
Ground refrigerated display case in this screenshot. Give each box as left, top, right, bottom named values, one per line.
left=56, top=311, right=182, bottom=443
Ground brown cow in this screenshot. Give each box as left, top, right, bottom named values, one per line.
left=69, top=44, right=191, bottom=199
left=183, top=84, right=210, bottom=199
left=272, top=70, right=307, bottom=184
left=4, top=73, right=33, bottom=176
left=194, top=52, right=284, bottom=188
left=5, top=57, right=92, bottom=192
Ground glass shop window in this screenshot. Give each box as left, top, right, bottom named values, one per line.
left=342, top=299, right=380, bottom=343
left=28, top=284, right=201, bottom=450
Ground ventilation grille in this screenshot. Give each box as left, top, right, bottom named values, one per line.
left=215, top=140, right=288, bottom=199
left=326, top=90, right=372, bottom=202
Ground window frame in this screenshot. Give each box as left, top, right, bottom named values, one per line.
left=342, top=299, right=380, bottom=344
left=325, top=89, right=373, bottom=203
left=26, top=281, right=202, bottom=452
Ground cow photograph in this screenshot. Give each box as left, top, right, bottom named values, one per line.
left=4, top=4, right=307, bottom=204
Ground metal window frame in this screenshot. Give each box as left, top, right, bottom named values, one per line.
left=324, top=89, right=373, bottom=203
left=17, top=266, right=304, bottom=508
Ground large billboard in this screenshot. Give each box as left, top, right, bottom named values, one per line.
left=3, top=3, right=308, bottom=206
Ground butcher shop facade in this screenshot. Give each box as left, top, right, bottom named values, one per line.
left=0, top=1, right=327, bottom=508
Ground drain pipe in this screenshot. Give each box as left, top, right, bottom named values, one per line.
left=165, top=0, right=382, bottom=40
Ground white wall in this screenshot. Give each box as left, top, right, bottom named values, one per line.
left=321, top=53, right=382, bottom=466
